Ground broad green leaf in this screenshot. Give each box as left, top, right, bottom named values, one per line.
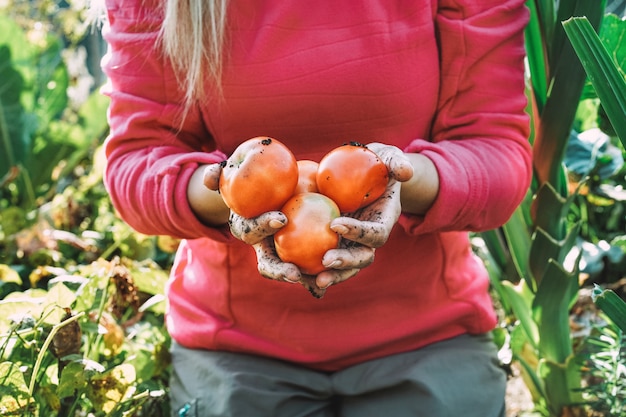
left=532, top=2, right=605, bottom=190
left=532, top=260, right=578, bottom=363
left=0, top=44, right=28, bottom=179
left=74, top=271, right=109, bottom=313
left=599, top=14, right=626, bottom=74
left=581, top=13, right=626, bottom=100
left=0, top=16, right=37, bottom=90
left=0, top=361, right=28, bottom=393
left=501, top=280, right=540, bottom=349
left=477, top=229, right=509, bottom=271
left=58, top=361, right=90, bottom=399
left=592, top=285, right=626, bottom=332
left=531, top=182, right=575, bottom=240
left=43, top=283, right=77, bottom=324
left=510, top=326, right=545, bottom=403
left=33, top=36, right=69, bottom=125
left=0, top=361, right=31, bottom=413
left=87, top=363, right=136, bottom=414
left=537, top=355, right=583, bottom=415
left=563, top=17, right=626, bottom=148
left=529, top=222, right=580, bottom=287
left=0, top=289, right=47, bottom=333
left=130, top=264, right=168, bottom=297
left=502, top=207, right=533, bottom=289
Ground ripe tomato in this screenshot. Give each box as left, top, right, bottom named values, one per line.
left=219, top=137, right=298, bottom=218
left=316, top=142, right=389, bottom=213
left=294, top=160, right=319, bottom=194
left=274, top=192, right=340, bottom=275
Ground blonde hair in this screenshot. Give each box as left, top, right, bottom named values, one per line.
left=160, top=0, right=229, bottom=105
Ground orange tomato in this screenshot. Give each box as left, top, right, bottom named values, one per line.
left=219, top=137, right=298, bottom=218
left=316, top=142, right=389, bottom=213
left=294, top=160, right=319, bottom=194
left=274, top=192, right=340, bottom=275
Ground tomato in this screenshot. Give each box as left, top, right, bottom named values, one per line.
left=219, top=137, right=298, bottom=218
left=294, top=160, right=319, bottom=194
left=316, top=142, right=389, bottom=213
left=274, top=192, right=340, bottom=275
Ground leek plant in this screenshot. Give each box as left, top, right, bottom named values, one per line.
left=478, top=1, right=626, bottom=416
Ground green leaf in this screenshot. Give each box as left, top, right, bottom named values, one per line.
left=532, top=2, right=605, bottom=189
left=537, top=355, right=583, bottom=415
left=599, top=14, right=626, bottom=75
left=525, top=0, right=549, bottom=113
left=87, top=363, right=136, bottom=414
left=130, top=264, right=168, bottom=297
left=531, top=182, right=570, bottom=239
left=529, top=222, right=580, bottom=287
left=58, top=361, right=90, bottom=399
left=580, top=13, right=626, bottom=100
left=592, top=285, right=626, bottom=332
left=0, top=16, right=37, bottom=94
left=501, top=280, right=540, bottom=349
left=43, top=283, right=77, bottom=324
left=563, top=17, right=626, bottom=148
left=0, top=361, right=30, bottom=413
left=0, top=289, right=47, bottom=333
left=532, top=260, right=578, bottom=363
left=0, top=44, right=28, bottom=179
left=0, top=361, right=29, bottom=393
left=502, top=207, right=533, bottom=290
left=33, top=36, right=69, bottom=125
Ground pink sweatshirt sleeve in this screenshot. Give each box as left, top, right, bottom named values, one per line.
left=399, top=0, right=532, bottom=235
left=101, top=0, right=230, bottom=240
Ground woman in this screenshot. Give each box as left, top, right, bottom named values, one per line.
left=101, top=1, right=531, bottom=416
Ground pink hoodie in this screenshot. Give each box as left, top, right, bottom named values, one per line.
left=102, top=0, right=531, bottom=370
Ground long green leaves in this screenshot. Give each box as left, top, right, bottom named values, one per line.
left=563, top=16, right=626, bottom=148
left=592, top=285, right=626, bottom=332
left=530, top=0, right=605, bottom=193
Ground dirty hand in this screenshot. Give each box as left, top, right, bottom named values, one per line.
left=203, top=162, right=301, bottom=282
left=202, top=143, right=414, bottom=298
left=313, top=142, right=414, bottom=292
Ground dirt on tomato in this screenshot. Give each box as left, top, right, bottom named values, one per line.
left=219, top=137, right=298, bottom=218
left=316, top=142, right=389, bottom=213
left=274, top=192, right=340, bottom=275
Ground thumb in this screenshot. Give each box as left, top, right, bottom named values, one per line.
left=203, top=163, right=223, bottom=191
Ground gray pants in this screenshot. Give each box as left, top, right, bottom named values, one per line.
left=170, top=333, right=506, bottom=417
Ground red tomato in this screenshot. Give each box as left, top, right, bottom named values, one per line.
left=294, top=160, right=319, bottom=194
left=316, top=143, right=389, bottom=213
left=219, top=137, right=298, bottom=218
left=274, top=192, right=340, bottom=275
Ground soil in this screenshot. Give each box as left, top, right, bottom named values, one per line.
left=506, top=365, right=536, bottom=417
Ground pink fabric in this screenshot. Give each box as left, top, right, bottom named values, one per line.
left=102, top=0, right=531, bottom=370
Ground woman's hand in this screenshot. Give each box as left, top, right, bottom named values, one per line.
left=199, top=163, right=304, bottom=283
left=312, top=142, right=414, bottom=293
left=197, top=143, right=415, bottom=298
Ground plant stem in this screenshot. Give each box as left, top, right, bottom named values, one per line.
left=0, top=96, right=16, bottom=168
left=27, top=312, right=84, bottom=396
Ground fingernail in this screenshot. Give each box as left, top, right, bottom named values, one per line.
left=269, top=219, right=285, bottom=228
left=331, top=224, right=348, bottom=235
left=318, top=278, right=333, bottom=289
left=324, top=260, right=342, bottom=269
